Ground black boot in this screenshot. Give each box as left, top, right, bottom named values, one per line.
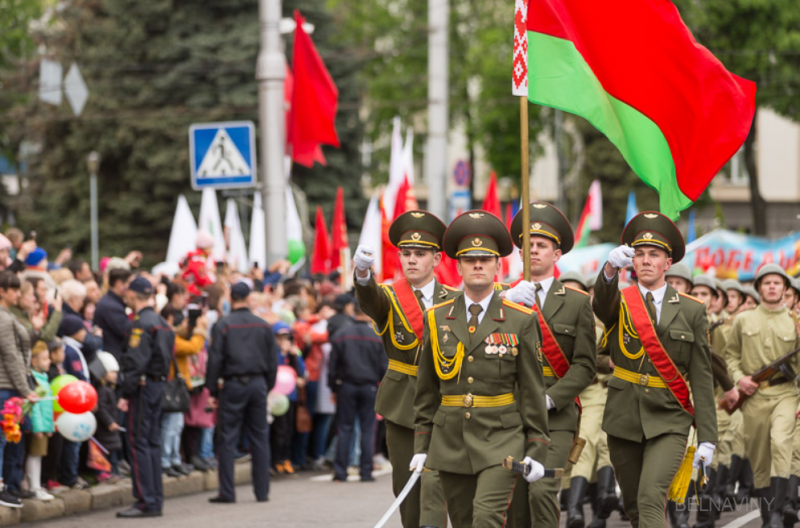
left=567, top=477, right=589, bottom=528
left=738, top=460, right=755, bottom=503
left=669, top=500, right=691, bottom=528
left=727, top=456, right=743, bottom=501
left=784, top=475, right=800, bottom=527
left=770, top=478, right=789, bottom=528
left=713, top=465, right=730, bottom=515
left=695, top=468, right=717, bottom=528
left=595, top=466, right=618, bottom=519
left=561, top=486, right=571, bottom=513
left=619, top=495, right=629, bottom=521
left=759, top=487, right=775, bottom=528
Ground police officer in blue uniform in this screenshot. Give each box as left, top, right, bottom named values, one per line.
left=206, top=282, right=278, bottom=504
left=117, top=277, right=175, bottom=518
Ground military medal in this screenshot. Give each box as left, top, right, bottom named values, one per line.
left=469, top=326, right=476, bottom=334
left=395, top=330, right=405, bottom=344
left=498, top=345, right=507, bottom=356
left=443, top=332, right=449, bottom=344
left=511, top=347, right=518, bottom=356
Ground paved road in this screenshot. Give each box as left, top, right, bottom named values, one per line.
left=31, top=469, right=764, bottom=528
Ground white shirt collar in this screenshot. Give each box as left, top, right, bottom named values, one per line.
left=464, top=291, right=494, bottom=324
left=413, top=279, right=437, bottom=309
left=638, top=282, right=668, bottom=322
left=533, top=276, right=555, bottom=308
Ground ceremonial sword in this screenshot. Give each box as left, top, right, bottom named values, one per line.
left=373, top=470, right=422, bottom=528
left=502, top=456, right=565, bottom=479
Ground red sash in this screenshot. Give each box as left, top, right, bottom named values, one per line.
left=620, top=286, right=695, bottom=417
left=531, top=303, right=582, bottom=411
left=392, top=278, right=425, bottom=342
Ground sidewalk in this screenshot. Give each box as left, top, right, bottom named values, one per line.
left=0, top=463, right=253, bottom=525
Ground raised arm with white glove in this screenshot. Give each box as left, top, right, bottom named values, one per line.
left=353, top=244, right=376, bottom=275
left=693, top=442, right=715, bottom=468
left=506, top=280, right=538, bottom=307
left=409, top=453, right=428, bottom=474
left=607, top=244, right=635, bottom=270
left=521, top=457, right=545, bottom=483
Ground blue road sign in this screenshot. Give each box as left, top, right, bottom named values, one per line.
left=189, top=121, right=256, bottom=190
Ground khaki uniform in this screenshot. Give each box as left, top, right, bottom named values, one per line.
left=726, top=304, right=800, bottom=489
left=594, top=273, right=717, bottom=528
left=415, top=292, right=550, bottom=528
left=356, top=273, right=456, bottom=528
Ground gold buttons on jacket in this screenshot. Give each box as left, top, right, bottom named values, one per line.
left=645, top=389, right=650, bottom=394
left=468, top=377, right=474, bottom=384
left=467, top=355, right=474, bottom=363
left=465, top=412, right=471, bottom=419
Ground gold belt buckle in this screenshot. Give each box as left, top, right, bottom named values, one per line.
left=639, top=374, right=650, bottom=387
left=463, top=394, right=474, bottom=408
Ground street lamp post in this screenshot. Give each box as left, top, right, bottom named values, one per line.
left=86, top=151, right=100, bottom=270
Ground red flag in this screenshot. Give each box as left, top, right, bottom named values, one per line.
left=331, top=187, right=347, bottom=269
left=380, top=199, right=397, bottom=282
left=87, top=438, right=111, bottom=473
left=392, top=176, right=418, bottom=221
left=481, top=171, right=501, bottom=218
left=311, top=206, right=332, bottom=275
left=435, top=254, right=462, bottom=288
left=289, top=10, right=340, bottom=168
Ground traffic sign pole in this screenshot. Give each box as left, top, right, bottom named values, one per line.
left=257, top=0, right=286, bottom=267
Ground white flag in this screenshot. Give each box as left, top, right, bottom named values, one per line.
left=249, top=193, right=266, bottom=270
left=165, top=195, right=198, bottom=265
left=198, top=188, right=226, bottom=262
left=358, top=191, right=383, bottom=278
left=224, top=199, right=249, bottom=273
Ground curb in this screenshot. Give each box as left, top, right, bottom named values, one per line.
left=0, top=463, right=252, bottom=524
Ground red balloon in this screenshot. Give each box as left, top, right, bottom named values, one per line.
left=57, top=381, right=98, bottom=414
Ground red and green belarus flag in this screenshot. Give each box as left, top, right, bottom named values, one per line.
left=517, top=0, right=756, bottom=219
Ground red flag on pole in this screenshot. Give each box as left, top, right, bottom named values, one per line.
left=310, top=206, right=332, bottom=275
left=285, top=64, right=326, bottom=166
left=289, top=10, right=340, bottom=168
left=331, top=187, right=347, bottom=270
left=481, top=171, right=501, bottom=218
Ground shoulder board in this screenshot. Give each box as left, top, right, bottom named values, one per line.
left=428, top=298, right=456, bottom=312
left=565, top=285, right=589, bottom=296
left=494, top=282, right=509, bottom=291
left=678, top=292, right=704, bottom=304
left=442, top=284, right=458, bottom=291
left=502, top=299, right=534, bottom=315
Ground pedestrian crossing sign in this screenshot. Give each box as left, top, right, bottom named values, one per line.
left=189, top=121, right=256, bottom=190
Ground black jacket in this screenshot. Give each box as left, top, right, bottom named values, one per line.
left=95, top=292, right=132, bottom=361
left=120, top=307, right=175, bottom=398
left=326, top=313, right=354, bottom=340
left=93, top=384, right=122, bottom=451
left=63, top=303, right=102, bottom=364
left=328, top=320, right=387, bottom=392
left=206, top=308, right=279, bottom=397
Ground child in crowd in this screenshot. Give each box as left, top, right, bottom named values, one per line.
left=92, top=351, right=122, bottom=483
left=56, top=317, right=90, bottom=489
left=42, top=339, right=66, bottom=492
left=270, top=322, right=305, bottom=475
left=26, top=341, right=55, bottom=500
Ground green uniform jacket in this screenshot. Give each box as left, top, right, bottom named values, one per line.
left=593, top=272, right=718, bottom=445
left=414, top=292, right=550, bottom=474
left=498, top=280, right=597, bottom=431
left=725, top=304, right=800, bottom=398
left=355, top=273, right=459, bottom=429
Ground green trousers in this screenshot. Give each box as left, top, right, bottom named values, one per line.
left=439, top=465, right=517, bottom=528
left=608, top=433, right=687, bottom=528
left=385, top=420, right=448, bottom=528
left=508, top=430, right=573, bottom=528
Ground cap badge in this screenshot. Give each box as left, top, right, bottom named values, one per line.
left=471, top=238, right=483, bottom=247
left=643, top=232, right=653, bottom=240
left=532, top=222, right=542, bottom=230
left=533, top=203, right=547, bottom=209
left=411, top=212, right=425, bottom=218
left=411, top=232, right=422, bottom=241
left=644, top=213, right=658, bottom=219
left=469, top=213, right=485, bottom=219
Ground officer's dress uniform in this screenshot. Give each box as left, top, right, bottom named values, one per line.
left=414, top=211, right=550, bottom=528
left=354, top=210, right=456, bottom=528
left=206, top=301, right=278, bottom=502
left=725, top=278, right=800, bottom=520
left=502, top=202, right=597, bottom=528
left=121, top=306, right=175, bottom=514
left=593, top=212, right=717, bottom=528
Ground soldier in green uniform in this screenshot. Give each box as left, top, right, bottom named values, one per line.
left=726, top=264, right=800, bottom=528
left=665, top=263, right=694, bottom=295
left=710, top=279, right=729, bottom=321
left=559, top=271, right=617, bottom=528
left=352, top=210, right=456, bottom=528
left=592, top=211, right=717, bottom=528
left=413, top=210, right=550, bottom=528
left=500, top=202, right=596, bottom=528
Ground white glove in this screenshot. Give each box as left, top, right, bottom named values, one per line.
left=522, top=457, right=545, bottom=483
left=506, top=280, right=538, bottom=307
left=693, top=442, right=715, bottom=469
left=608, top=244, right=635, bottom=270
left=353, top=245, right=376, bottom=272
left=546, top=395, right=555, bottom=411
left=409, top=453, right=428, bottom=474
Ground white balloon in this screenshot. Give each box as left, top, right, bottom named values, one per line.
left=56, top=411, right=97, bottom=442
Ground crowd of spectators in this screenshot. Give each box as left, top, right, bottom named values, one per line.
left=0, top=227, right=390, bottom=511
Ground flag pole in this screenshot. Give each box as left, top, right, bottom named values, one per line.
left=520, top=96, right=531, bottom=283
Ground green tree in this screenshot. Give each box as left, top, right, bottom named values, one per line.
left=4, top=0, right=364, bottom=265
